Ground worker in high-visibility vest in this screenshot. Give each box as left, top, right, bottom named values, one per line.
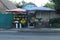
left=20, top=18, right=27, bottom=28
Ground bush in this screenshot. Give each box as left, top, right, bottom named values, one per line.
left=52, top=23, right=60, bottom=28
left=49, top=18, right=60, bottom=28
left=49, top=18, right=60, bottom=24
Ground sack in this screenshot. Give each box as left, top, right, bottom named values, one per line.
left=29, top=23, right=33, bottom=26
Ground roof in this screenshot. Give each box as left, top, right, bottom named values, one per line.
left=25, top=7, right=55, bottom=11
left=22, top=2, right=37, bottom=9
left=0, top=0, right=17, bottom=11
left=6, top=8, right=26, bottom=12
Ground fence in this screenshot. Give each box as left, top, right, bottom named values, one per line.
left=0, top=12, right=13, bottom=28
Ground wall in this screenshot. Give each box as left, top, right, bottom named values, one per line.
left=36, top=11, right=56, bottom=22
left=0, top=2, right=7, bottom=11
left=0, top=12, right=13, bottom=28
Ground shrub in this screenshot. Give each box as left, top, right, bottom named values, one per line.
left=49, top=18, right=60, bottom=24
left=49, top=18, right=60, bottom=28
left=52, top=23, right=60, bottom=28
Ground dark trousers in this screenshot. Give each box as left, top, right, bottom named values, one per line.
left=21, top=24, right=26, bottom=28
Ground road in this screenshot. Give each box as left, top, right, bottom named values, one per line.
left=0, top=31, right=60, bottom=40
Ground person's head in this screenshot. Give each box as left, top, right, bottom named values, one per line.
left=31, top=17, right=35, bottom=20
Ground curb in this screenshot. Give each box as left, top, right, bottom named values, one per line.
left=17, top=28, right=60, bottom=33
left=0, top=28, right=60, bottom=33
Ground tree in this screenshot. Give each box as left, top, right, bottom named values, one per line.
left=15, top=0, right=27, bottom=8
left=50, top=0, right=60, bottom=13
left=15, top=2, right=22, bottom=8
left=21, top=0, right=27, bottom=5
left=44, top=3, right=55, bottom=9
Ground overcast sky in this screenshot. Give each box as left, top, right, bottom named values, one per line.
left=9, top=0, right=50, bottom=7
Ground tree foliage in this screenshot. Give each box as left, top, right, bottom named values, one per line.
left=44, top=3, right=55, bottom=9
left=15, top=0, right=27, bottom=8
left=15, top=2, right=22, bottom=8
left=50, top=0, right=60, bottom=13
left=50, top=0, right=60, bottom=9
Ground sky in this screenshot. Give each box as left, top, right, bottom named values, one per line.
left=9, top=0, right=50, bottom=7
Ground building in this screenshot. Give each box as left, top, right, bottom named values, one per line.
left=0, top=0, right=17, bottom=12
left=0, top=0, right=17, bottom=28
left=22, top=2, right=60, bottom=28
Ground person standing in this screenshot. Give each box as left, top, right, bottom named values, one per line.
left=20, top=18, right=27, bottom=28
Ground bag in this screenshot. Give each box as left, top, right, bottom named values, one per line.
left=29, top=23, right=33, bottom=26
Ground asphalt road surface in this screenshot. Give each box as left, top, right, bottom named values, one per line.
left=0, top=31, right=60, bottom=40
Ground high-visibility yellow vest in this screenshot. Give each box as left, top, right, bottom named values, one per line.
left=20, top=20, right=26, bottom=24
